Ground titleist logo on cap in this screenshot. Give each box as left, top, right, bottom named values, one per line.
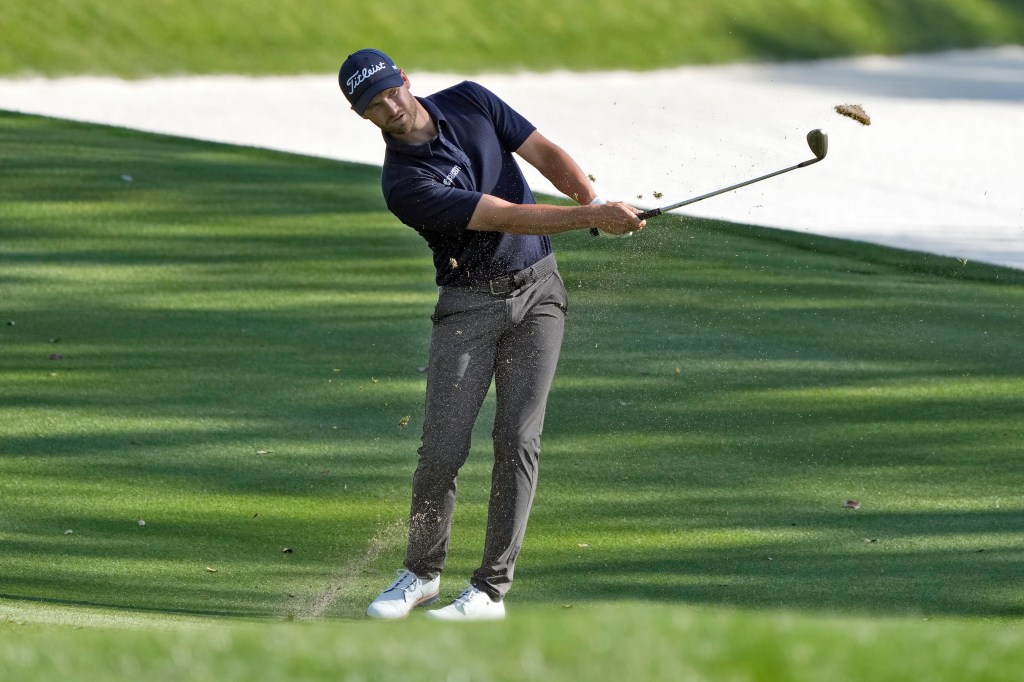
left=346, top=61, right=393, bottom=95
left=339, top=49, right=403, bottom=115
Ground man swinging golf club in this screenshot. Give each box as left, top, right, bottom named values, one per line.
left=339, top=48, right=645, bottom=621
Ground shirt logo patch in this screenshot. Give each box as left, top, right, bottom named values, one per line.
left=442, top=165, right=463, bottom=186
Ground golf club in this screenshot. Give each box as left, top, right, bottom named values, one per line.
left=591, top=129, right=828, bottom=235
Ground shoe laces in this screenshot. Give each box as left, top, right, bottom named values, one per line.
left=386, top=569, right=419, bottom=595
left=453, top=586, right=481, bottom=607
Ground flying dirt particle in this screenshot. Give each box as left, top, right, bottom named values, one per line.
left=282, top=547, right=294, bottom=554
left=653, top=191, right=663, bottom=199
left=449, top=258, right=459, bottom=270
left=834, top=103, right=871, bottom=126
left=398, top=415, right=411, bottom=428
left=844, top=500, right=861, bottom=510
left=587, top=174, right=597, bottom=182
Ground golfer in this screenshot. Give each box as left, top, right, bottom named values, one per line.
left=340, top=48, right=645, bottom=621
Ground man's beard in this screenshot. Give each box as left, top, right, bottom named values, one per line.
left=384, top=105, right=417, bottom=136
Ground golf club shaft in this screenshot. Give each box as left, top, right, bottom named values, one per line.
left=636, top=155, right=822, bottom=221
left=589, top=128, right=827, bottom=235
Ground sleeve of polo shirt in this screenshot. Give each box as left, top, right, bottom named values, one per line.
left=459, top=81, right=537, bottom=151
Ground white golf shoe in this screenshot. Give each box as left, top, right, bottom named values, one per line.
left=365, top=569, right=440, bottom=620
left=424, top=585, right=506, bottom=621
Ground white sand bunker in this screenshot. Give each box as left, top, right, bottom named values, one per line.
left=2, top=47, right=1022, bottom=268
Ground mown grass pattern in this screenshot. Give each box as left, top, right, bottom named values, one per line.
left=2, top=111, right=1023, bottom=679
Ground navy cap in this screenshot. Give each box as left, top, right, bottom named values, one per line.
left=339, top=49, right=404, bottom=115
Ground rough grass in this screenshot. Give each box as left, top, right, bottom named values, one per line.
left=2, top=0, right=1023, bottom=76
left=1, top=111, right=1023, bottom=679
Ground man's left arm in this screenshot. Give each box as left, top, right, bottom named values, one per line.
left=515, top=131, right=598, bottom=206
left=466, top=124, right=644, bottom=236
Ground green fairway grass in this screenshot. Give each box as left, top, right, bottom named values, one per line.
left=2, top=111, right=1023, bottom=679
left=3, top=606, right=1024, bottom=682
left=2, top=0, right=1023, bottom=76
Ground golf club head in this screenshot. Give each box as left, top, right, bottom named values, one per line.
left=806, top=129, right=828, bottom=161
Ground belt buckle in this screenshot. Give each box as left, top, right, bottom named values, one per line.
left=488, top=276, right=512, bottom=296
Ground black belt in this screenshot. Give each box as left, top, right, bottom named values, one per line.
left=451, top=254, right=558, bottom=296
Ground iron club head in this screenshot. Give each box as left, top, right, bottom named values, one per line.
left=806, top=129, right=828, bottom=161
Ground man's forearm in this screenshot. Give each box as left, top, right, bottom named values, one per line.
left=533, top=144, right=596, bottom=205
left=466, top=195, right=597, bottom=234
left=467, top=194, right=644, bottom=236
left=515, top=131, right=597, bottom=205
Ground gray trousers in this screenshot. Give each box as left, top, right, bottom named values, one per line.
left=404, top=258, right=568, bottom=600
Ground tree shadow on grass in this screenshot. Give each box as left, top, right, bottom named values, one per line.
left=1, top=113, right=1022, bottom=622
left=523, top=507, right=1024, bottom=618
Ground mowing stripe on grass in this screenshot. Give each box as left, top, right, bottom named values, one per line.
left=3, top=110, right=1023, bottom=679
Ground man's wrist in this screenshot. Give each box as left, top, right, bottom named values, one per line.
left=587, top=196, right=633, bottom=239
left=587, top=197, right=605, bottom=237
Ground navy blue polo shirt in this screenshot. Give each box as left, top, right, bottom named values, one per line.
left=380, top=81, right=552, bottom=286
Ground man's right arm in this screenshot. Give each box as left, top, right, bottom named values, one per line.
left=467, top=194, right=645, bottom=236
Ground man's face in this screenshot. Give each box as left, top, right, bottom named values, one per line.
left=362, top=72, right=418, bottom=135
